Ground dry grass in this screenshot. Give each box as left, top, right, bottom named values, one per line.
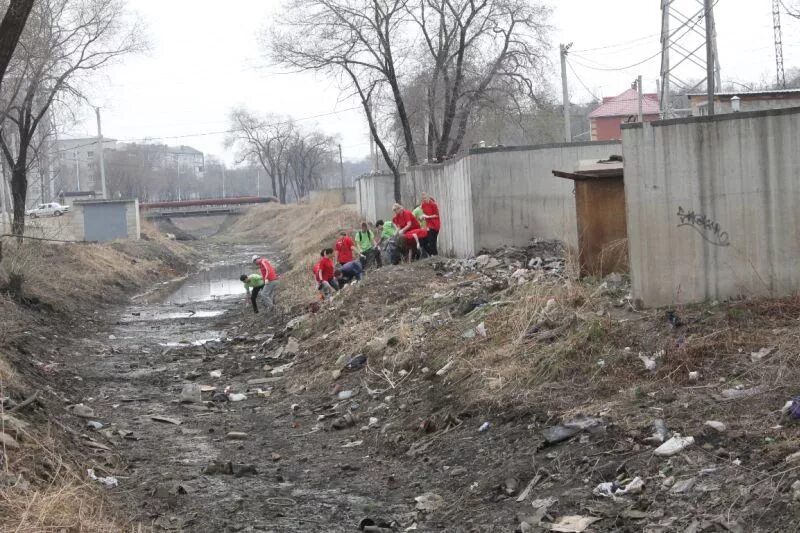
left=217, top=202, right=361, bottom=304
left=0, top=224, right=195, bottom=532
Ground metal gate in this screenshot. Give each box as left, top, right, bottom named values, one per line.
left=83, top=203, right=128, bottom=241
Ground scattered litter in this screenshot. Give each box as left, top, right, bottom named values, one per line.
left=531, top=497, right=557, bottom=510
left=785, top=451, right=800, bottom=464
left=203, top=461, right=257, bottom=477
left=0, top=432, right=19, bottom=449
left=332, top=412, right=357, bottom=430
left=688, top=371, right=700, bottom=381
left=462, top=329, right=476, bottom=339
left=225, top=431, right=249, bottom=440
left=179, top=383, right=202, bottom=404
left=516, top=475, right=542, bottom=502
left=345, top=355, right=367, bottom=371
left=414, top=492, right=444, bottom=512
left=542, top=416, right=604, bottom=444
left=86, top=420, right=103, bottom=430
left=502, top=477, right=519, bottom=496
left=549, top=515, right=602, bottom=532
left=338, top=390, right=355, bottom=400
left=750, top=347, right=774, bottom=362
left=209, top=370, right=222, bottom=378
left=475, top=322, right=487, bottom=337
left=654, top=434, right=694, bottom=456
left=792, top=480, right=800, bottom=501
left=717, top=385, right=766, bottom=401
left=785, top=397, right=800, bottom=419
left=150, top=415, right=181, bottom=425
left=342, top=440, right=363, bottom=448
left=478, top=421, right=491, bottom=432
left=284, top=337, right=300, bottom=356
left=436, top=361, right=455, bottom=376
left=593, top=476, right=644, bottom=499
left=670, top=477, right=696, bottom=493
left=648, top=419, right=671, bottom=444
left=704, top=420, right=726, bottom=433
left=638, top=354, right=657, bottom=371
left=67, top=403, right=95, bottom=419
left=88, top=468, right=118, bottom=488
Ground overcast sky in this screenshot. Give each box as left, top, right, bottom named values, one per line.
left=68, top=0, right=800, bottom=164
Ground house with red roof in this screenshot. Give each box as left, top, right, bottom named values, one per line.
left=588, top=88, right=660, bottom=141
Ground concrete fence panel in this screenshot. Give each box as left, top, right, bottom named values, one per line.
left=468, top=142, right=621, bottom=252
left=623, top=107, right=800, bottom=307
left=408, top=158, right=475, bottom=257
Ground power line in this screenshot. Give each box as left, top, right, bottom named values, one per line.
left=571, top=33, right=659, bottom=54
left=53, top=106, right=361, bottom=152
left=569, top=50, right=663, bottom=72
left=566, top=59, right=601, bottom=101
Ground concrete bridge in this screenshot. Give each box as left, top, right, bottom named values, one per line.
left=139, top=196, right=278, bottom=219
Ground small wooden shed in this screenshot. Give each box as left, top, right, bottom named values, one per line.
left=552, top=158, right=628, bottom=277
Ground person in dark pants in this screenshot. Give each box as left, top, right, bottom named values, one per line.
left=240, top=273, right=265, bottom=314
left=420, top=192, right=441, bottom=255
left=336, top=260, right=364, bottom=285
left=355, top=221, right=381, bottom=270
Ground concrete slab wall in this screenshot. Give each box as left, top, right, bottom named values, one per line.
left=407, top=157, right=475, bottom=257
left=356, top=174, right=396, bottom=225
left=622, top=107, right=800, bottom=307
left=73, top=199, right=140, bottom=241
left=467, top=142, right=621, bottom=252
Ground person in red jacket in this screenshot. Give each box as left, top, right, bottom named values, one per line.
left=403, top=227, right=429, bottom=262
left=334, top=231, right=358, bottom=265
left=312, top=248, right=339, bottom=299
left=420, top=192, right=441, bottom=256
left=392, top=203, right=420, bottom=235
left=251, top=255, right=279, bottom=308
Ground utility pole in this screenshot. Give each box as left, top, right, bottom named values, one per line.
left=659, top=0, right=670, bottom=117
left=95, top=107, right=107, bottom=198
left=74, top=151, right=81, bottom=190
left=256, top=168, right=261, bottom=197
left=221, top=165, right=226, bottom=198
left=705, top=0, right=715, bottom=116
left=338, top=144, right=346, bottom=204
left=560, top=43, right=572, bottom=142
left=637, top=75, right=644, bottom=122
left=773, top=0, right=786, bottom=88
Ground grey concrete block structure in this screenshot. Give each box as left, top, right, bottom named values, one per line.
left=622, top=106, right=800, bottom=307
left=72, top=199, right=140, bottom=242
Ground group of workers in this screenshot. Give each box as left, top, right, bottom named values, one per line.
left=311, top=192, right=441, bottom=299
left=240, top=193, right=441, bottom=312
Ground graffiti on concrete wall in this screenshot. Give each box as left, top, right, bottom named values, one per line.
left=677, top=206, right=730, bottom=247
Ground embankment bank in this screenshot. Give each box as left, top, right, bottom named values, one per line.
left=3, top=202, right=800, bottom=531
left=0, top=225, right=197, bottom=530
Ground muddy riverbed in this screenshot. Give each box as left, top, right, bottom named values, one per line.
left=72, top=244, right=426, bottom=532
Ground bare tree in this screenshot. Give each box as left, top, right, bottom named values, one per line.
left=0, top=0, right=35, bottom=94
left=0, top=0, right=145, bottom=240
left=227, top=109, right=336, bottom=203
left=270, top=0, right=549, bottom=201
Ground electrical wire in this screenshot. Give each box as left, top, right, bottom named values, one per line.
left=571, top=33, right=659, bottom=54
left=566, top=59, right=601, bottom=101
left=52, top=106, right=362, bottom=154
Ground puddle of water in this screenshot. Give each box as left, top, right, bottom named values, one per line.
left=127, top=309, right=226, bottom=322
left=167, top=263, right=249, bottom=304
left=159, top=337, right=221, bottom=347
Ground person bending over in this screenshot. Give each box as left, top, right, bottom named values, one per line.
left=251, top=255, right=279, bottom=308
left=336, top=260, right=363, bottom=285
left=313, top=248, right=339, bottom=299
left=240, top=273, right=265, bottom=314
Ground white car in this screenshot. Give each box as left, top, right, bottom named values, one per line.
left=26, top=202, right=71, bottom=218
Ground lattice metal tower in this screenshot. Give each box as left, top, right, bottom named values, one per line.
left=659, top=0, right=721, bottom=117
left=773, top=0, right=786, bottom=88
